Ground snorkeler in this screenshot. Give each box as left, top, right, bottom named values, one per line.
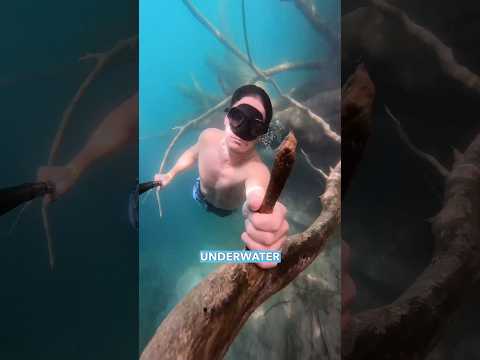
left=155, top=85, right=289, bottom=269
left=37, top=93, right=138, bottom=203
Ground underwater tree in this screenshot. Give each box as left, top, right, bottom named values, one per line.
left=342, top=0, right=480, bottom=359
left=141, top=1, right=343, bottom=359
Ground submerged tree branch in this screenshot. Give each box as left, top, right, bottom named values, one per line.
left=385, top=105, right=449, bottom=178
left=294, top=0, right=339, bottom=54
left=369, top=0, right=480, bottom=96
left=343, top=131, right=480, bottom=359
left=42, top=35, right=138, bottom=269
left=141, top=162, right=340, bottom=360
left=301, top=148, right=328, bottom=179
left=182, top=0, right=340, bottom=144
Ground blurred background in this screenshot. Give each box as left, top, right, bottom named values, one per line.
left=342, top=1, right=480, bottom=359
left=0, top=1, right=138, bottom=358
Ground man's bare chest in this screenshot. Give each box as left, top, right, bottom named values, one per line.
left=198, top=146, right=245, bottom=189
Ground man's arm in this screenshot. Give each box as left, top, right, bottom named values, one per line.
left=242, top=162, right=289, bottom=269
left=37, top=93, right=138, bottom=202
left=69, top=93, right=138, bottom=176
left=154, top=130, right=207, bottom=187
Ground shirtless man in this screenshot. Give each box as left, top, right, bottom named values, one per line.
left=155, top=85, right=289, bottom=269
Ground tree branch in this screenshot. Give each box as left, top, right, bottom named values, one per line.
left=182, top=0, right=339, bottom=143
left=42, top=35, right=137, bottom=269
left=294, top=0, right=339, bottom=54
left=385, top=105, right=449, bottom=178
left=369, top=0, right=480, bottom=95
left=343, top=131, right=480, bottom=359
left=301, top=148, right=328, bottom=179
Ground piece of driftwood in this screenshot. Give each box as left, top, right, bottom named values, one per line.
left=141, top=159, right=341, bottom=360
left=259, top=131, right=297, bottom=213
left=343, top=130, right=480, bottom=359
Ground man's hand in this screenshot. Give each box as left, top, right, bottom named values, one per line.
left=37, top=165, right=78, bottom=204
left=154, top=172, right=173, bottom=188
left=241, top=191, right=289, bottom=269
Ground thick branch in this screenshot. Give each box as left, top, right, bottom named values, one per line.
left=141, top=162, right=341, bottom=360
left=343, top=131, right=480, bottom=359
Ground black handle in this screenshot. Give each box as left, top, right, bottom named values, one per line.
left=138, top=181, right=162, bottom=195
left=0, top=182, right=54, bottom=216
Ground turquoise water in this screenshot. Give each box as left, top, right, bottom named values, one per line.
left=140, top=0, right=339, bottom=352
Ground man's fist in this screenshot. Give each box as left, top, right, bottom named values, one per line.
left=37, top=165, right=78, bottom=204
left=241, top=191, right=289, bottom=269
left=154, top=172, right=173, bottom=188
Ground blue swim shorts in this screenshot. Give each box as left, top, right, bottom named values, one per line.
left=192, top=177, right=235, bottom=217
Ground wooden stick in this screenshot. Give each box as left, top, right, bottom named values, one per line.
left=259, top=131, right=298, bottom=213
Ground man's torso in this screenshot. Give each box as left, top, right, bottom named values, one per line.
left=197, top=129, right=258, bottom=210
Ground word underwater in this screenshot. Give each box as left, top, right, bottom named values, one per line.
left=199, top=250, right=281, bottom=264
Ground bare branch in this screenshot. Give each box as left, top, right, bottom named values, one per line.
left=158, top=96, right=230, bottom=174
left=301, top=148, right=328, bottom=179
left=294, top=0, right=339, bottom=53
left=182, top=0, right=340, bottom=143
left=42, top=35, right=137, bottom=269
left=370, top=0, right=480, bottom=95
left=262, top=60, right=325, bottom=77
left=385, top=106, right=449, bottom=177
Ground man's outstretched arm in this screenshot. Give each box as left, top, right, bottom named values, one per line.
left=154, top=131, right=208, bottom=187
left=37, top=93, right=138, bottom=202
left=242, top=163, right=289, bottom=269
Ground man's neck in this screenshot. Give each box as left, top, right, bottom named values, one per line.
left=220, top=138, right=255, bottom=166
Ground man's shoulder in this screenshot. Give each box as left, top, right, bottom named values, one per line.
left=199, top=128, right=224, bottom=144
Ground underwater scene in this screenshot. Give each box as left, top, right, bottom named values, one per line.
left=140, top=0, right=341, bottom=358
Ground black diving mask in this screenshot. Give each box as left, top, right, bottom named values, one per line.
left=225, top=104, right=268, bottom=141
